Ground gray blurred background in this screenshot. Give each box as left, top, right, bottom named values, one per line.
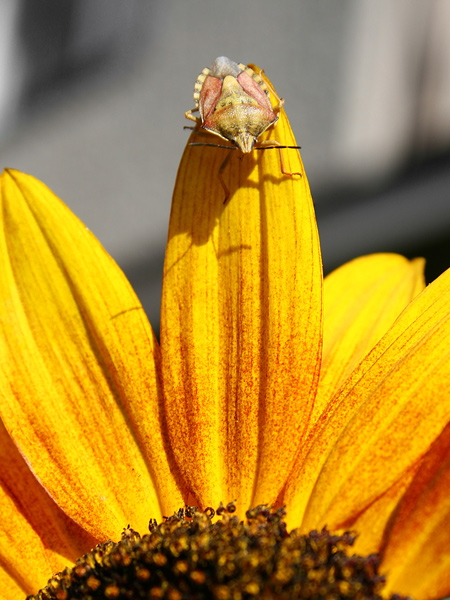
left=1, top=0, right=450, bottom=336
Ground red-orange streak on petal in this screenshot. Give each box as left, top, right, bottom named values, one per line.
left=0, top=170, right=183, bottom=541
left=0, top=420, right=97, bottom=597
left=315, top=253, right=425, bottom=423
left=283, top=265, right=450, bottom=543
left=381, top=421, right=450, bottom=600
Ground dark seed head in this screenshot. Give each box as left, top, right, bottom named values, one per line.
left=28, top=504, right=411, bottom=600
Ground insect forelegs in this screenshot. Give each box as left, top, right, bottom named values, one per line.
left=257, top=139, right=302, bottom=177
left=185, top=109, right=201, bottom=123
left=272, top=97, right=285, bottom=114
left=218, top=150, right=234, bottom=204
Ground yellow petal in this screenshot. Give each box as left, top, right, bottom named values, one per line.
left=280, top=254, right=424, bottom=520
left=303, top=257, right=424, bottom=556
left=283, top=265, right=450, bottom=540
left=338, top=466, right=418, bottom=556
left=0, top=420, right=96, bottom=597
left=381, top=421, right=450, bottom=600
left=160, top=66, right=322, bottom=511
left=0, top=170, right=183, bottom=540
left=0, top=571, right=26, bottom=600
left=315, top=253, right=424, bottom=421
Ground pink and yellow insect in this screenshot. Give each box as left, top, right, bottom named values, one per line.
left=185, top=56, right=301, bottom=203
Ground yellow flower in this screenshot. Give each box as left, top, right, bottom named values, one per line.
left=1, top=68, right=450, bottom=599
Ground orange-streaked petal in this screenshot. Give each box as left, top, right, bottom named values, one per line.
left=0, top=571, right=26, bottom=600
left=283, top=265, right=450, bottom=541
left=0, top=170, right=183, bottom=540
left=0, top=420, right=97, bottom=597
left=314, top=253, right=424, bottom=422
left=160, top=67, right=322, bottom=511
left=381, top=421, right=450, bottom=600
left=303, top=266, right=450, bottom=533
left=279, top=255, right=424, bottom=518
left=337, top=466, right=419, bottom=556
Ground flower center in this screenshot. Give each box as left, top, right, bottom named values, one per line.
left=28, top=504, right=406, bottom=600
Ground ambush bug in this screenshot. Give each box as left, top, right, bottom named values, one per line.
left=185, top=56, right=301, bottom=203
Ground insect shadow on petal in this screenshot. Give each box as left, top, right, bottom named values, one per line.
left=185, top=56, right=302, bottom=204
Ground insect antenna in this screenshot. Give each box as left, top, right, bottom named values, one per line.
left=189, top=143, right=301, bottom=150
left=189, top=143, right=237, bottom=150
left=254, top=145, right=301, bottom=150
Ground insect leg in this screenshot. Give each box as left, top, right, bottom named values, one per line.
left=218, top=150, right=234, bottom=204
left=257, top=140, right=302, bottom=177
left=277, top=146, right=302, bottom=177
left=185, top=108, right=201, bottom=123
left=272, top=97, right=285, bottom=114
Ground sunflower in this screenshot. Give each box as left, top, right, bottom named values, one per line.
left=1, top=67, right=450, bottom=600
